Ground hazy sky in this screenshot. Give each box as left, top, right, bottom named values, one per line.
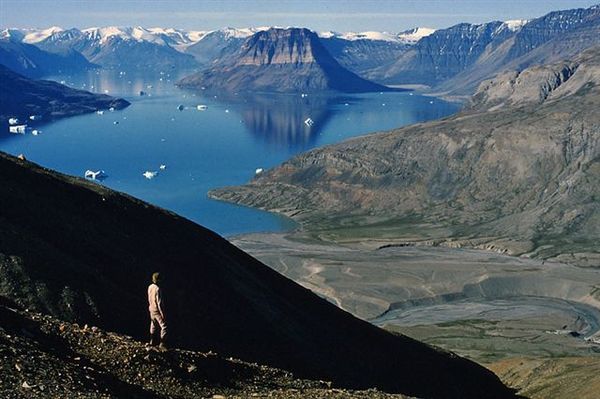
left=1, top=0, right=598, bottom=32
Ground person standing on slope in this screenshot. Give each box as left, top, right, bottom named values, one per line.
left=148, top=272, right=167, bottom=350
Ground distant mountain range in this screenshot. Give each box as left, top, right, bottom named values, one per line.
left=177, top=28, right=392, bottom=93
left=0, top=25, right=436, bottom=74
left=1, top=4, right=598, bottom=94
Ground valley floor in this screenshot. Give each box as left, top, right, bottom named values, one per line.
left=230, top=232, right=600, bottom=398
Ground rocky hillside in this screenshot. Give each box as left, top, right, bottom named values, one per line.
left=0, top=65, right=129, bottom=127
left=177, top=28, right=392, bottom=93
left=0, top=152, right=515, bottom=398
left=210, top=48, right=600, bottom=260
left=0, top=296, right=415, bottom=398
left=469, top=47, right=600, bottom=110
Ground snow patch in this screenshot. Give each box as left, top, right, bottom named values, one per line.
left=22, top=26, right=64, bottom=43
left=396, top=27, right=436, bottom=44
left=503, top=19, right=529, bottom=32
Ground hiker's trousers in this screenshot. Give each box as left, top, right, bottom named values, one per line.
left=149, top=312, right=167, bottom=340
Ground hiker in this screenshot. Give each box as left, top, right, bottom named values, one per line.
left=148, top=272, right=167, bottom=349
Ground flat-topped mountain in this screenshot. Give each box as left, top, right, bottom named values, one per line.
left=177, top=28, right=392, bottom=93
left=0, top=152, right=514, bottom=398
left=210, top=48, right=600, bottom=260
left=0, top=65, right=129, bottom=126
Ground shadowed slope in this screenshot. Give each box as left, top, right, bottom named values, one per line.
left=0, top=152, right=514, bottom=398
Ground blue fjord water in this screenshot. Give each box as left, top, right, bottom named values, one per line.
left=0, top=70, right=459, bottom=236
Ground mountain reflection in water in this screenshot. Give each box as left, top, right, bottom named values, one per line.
left=209, top=93, right=353, bottom=150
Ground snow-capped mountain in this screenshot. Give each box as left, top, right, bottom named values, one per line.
left=2, top=25, right=438, bottom=73
left=22, top=26, right=64, bottom=44
left=29, top=26, right=198, bottom=70
left=0, top=27, right=97, bottom=78
left=318, top=27, right=436, bottom=44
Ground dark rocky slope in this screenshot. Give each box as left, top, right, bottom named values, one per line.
left=0, top=65, right=129, bottom=127
left=0, top=153, right=514, bottom=398
left=0, top=297, right=413, bottom=398
left=178, top=28, right=392, bottom=93
left=210, top=48, right=600, bottom=259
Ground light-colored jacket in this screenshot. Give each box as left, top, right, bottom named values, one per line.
left=148, top=283, right=165, bottom=318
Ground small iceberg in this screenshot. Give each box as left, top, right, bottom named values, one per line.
left=177, top=104, right=184, bottom=111
left=255, top=168, right=264, bottom=175
left=109, top=107, right=115, bottom=112
left=9, top=125, right=27, bottom=134
left=31, top=129, right=41, bottom=136
left=113, top=121, right=119, bottom=125
left=143, top=171, right=158, bottom=179
left=301, top=93, right=308, bottom=98
left=159, top=164, right=167, bottom=170
left=304, top=118, right=314, bottom=127
left=196, top=105, right=208, bottom=111
left=96, top=110, right=104, bottom=115
left=84, top=170, right=106, bottom=181
left=29, top=115, right=42, bottom=121
left=8, top=118, right=19, bottom=125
